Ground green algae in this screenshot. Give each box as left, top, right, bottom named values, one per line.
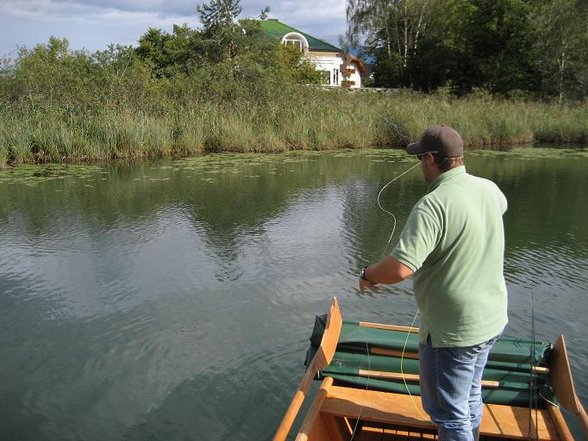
left=469, top=146, right=588, bottom=160
left=169, top=149, right=410, bottom=176
left=3, top=147, right=585, bottom=189
left=0, top=164, right=103, bottom=185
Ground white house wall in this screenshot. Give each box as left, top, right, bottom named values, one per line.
left=308, top=52, right=342, bottom=87
left=307, top=51, right=362, bottom=88
left=346, top=64, right=362, bottom=89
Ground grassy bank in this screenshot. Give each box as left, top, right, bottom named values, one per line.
left=1, top=33, right=587, bottom=167
left=1, top=88, right=587, bottom=167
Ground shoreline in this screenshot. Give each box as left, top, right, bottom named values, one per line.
left=0, top=143, right=586, bottom=173
left=1, top=92, right=587, bottom=168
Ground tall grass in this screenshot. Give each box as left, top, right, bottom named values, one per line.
left=1, top=86, right=587, bottom=167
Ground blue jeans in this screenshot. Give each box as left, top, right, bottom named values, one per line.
left=419, top=333, right=501, bottom=441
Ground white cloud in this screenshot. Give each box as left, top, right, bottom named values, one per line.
left=0, top=0, right=347, bottom=56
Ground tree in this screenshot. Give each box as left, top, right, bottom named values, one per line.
left=14, top=37, right=96, bottom=106
left=92, top=44, right=154, bottom=107
left=273, top=44, right=324, bottom=85
left=136, top=25, right=207, bottom=77
left=532, top=0, right=588, bottom=102
left=131, top=0, right=330, bottom=93
left=196, top=0, right=246, bottom=65
left=439, top=0, right=538, bottom=94
left=258, top=6, right=270, bottom=20
left=197, top=0, right=241, bottom=31
left=348, top=0, right=545, bottom=95
left=136, top=28, right=171, bottom=76
left=346, top=0, right=439, bottom=87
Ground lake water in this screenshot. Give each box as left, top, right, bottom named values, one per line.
left=0, top=148, right=587, bottom=440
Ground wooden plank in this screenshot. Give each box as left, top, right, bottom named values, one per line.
left=320, top=385, right=560, bottom=440
left=551, top=335, right=580, bottom=412
left=550, top=334, right=588, bottom=437
left=358, top=369, right=500, bottom=388
left=273, top=297, right=343, bottom=441
left=483, top=402, right=559, bottom=440
left=321, top=386, right=433, bottom=429
left=361, top=425, right=437, bottom=440
left=322, top=415, right=352, bottom=441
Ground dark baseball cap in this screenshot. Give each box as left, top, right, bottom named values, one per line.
left=407, top=125, right=463, bottom=157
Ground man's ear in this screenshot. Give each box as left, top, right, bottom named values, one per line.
left=424, top=152, right=436, bottom=165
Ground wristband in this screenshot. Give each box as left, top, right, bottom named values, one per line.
left=360, top=266, right=369, bottom=281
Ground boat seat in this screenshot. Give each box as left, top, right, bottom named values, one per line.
left=318, top=383, right=564, bottom=440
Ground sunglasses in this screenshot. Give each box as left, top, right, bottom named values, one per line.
left=416, top=151, right=438, bottom=160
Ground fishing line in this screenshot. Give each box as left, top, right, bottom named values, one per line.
left=400, top=308, right=428, bottom=421
left=528, top=289, right=539, bottom=441
left=538, top=390, right=558, bottom=408
left=374, top=160, right=428, bottom=419
left=348, top=159, right=423, bottom=440
left=374, top=160, right=424, bottom=422
left=376, top=161, right=422, bottom=258
left=348, top=340, right=371, bottom=441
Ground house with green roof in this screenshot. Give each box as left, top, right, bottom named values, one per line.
left=258, top=19, right=367, bottom=88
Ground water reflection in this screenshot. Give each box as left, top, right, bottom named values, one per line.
left=0, top=148, right=586, bottom=440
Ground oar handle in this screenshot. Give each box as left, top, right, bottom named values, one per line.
left=359, top=369, right=500, bottom=388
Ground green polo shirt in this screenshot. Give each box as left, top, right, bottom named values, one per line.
left=391, top=166, right=508, bottom=347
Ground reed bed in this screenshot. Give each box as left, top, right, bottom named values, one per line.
left=1, top=88, right=587, bottom=167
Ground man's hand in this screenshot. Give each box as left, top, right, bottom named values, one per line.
left=359, top=277, right=379, bottom=294
left=357, top=257, right=414, bottom=294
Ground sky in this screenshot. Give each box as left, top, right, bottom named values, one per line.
left=0, top=0, right=347, bottom=58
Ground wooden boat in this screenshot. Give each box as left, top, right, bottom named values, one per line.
left=274, top=298, right=588, bottom=441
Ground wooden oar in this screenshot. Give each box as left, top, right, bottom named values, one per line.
left=359, top=321, right=419, bottom=333
left=273, top=297, right=343, bottom=441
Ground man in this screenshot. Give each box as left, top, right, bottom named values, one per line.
left=359, top=125, right=508, bottom=441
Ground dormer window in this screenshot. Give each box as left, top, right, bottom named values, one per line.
left=281, top=32, right=309, bottom=52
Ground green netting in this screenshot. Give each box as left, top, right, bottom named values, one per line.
left=338, top=321, right=550, bottom=367
left=324, top=352, right=547, bottom=390
left=311, top=319, right=554, bottom=407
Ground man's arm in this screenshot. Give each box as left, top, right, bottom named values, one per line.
left=359, top=256, right=414, bottom=293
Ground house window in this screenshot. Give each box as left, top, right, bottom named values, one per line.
left=281, top=32, right=309, bottom=52
left=284, top=38, right=304, bottom=51
left=320, top=70, right=330, bottom=85
left=332, top=68, right=339, bottom=86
